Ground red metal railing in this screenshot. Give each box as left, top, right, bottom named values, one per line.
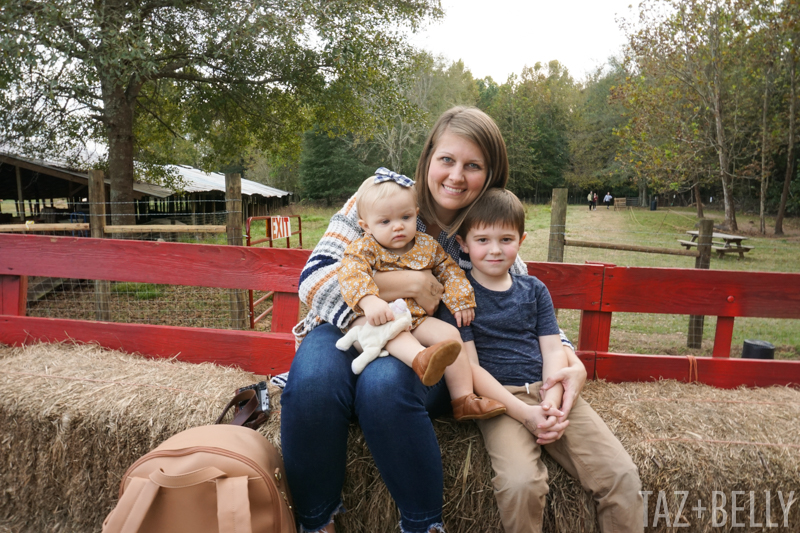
left=245, top=216, right=303, bottom=329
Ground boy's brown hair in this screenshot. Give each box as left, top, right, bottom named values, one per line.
left=457, top=188, right=525, bottom=239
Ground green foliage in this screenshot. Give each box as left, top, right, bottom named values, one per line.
left=488, top=61, right=576, bottom=201
left=567, top=61, right=631, bottom=192
left=0, top=0, right=442, bottom=219
left=299, top=128, right=370, bottom=204
left=614, top=0, right=800, bottom=229
left=244, top=149, right=300, bottom=194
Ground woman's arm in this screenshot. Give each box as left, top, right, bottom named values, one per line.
left=373, top=270, right=443, bottom=315
left=297, top=195, right=362, bottom=329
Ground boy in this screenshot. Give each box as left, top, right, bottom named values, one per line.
left=438, top=189, right=643, bottom=533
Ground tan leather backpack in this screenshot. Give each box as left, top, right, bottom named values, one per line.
left=103, top=390, right=296, bottom=533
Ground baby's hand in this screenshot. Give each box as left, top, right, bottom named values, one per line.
left=454, top=307, right=475, bottom=327
left=359, top=296, right=394, bottom=326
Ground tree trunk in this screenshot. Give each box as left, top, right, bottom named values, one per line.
left=712, top=86, right=736, bottom=231
left=694, top=176, right=704, bottom=219
left=638, top=178, right=647, bottom=207
left=776, top=57, right=796, bottom=236
left=709, top=17, right=737, bottom=231
left=103, top=84, right=137, bottom=226
left=760, top=66, right=771, bottom=235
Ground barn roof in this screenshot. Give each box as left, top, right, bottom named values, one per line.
left=167, top=165, right=290, bottom=198
left=0, top=151, right=173, bottom=200
left=0, top=152, right=291, bottom=201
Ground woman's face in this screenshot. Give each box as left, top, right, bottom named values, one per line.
left=427, top=131, right=488, bottom=225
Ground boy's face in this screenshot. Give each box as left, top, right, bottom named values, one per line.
left=358, top=190, right=418, bottom=254
left=456, top=223, right=527, bottom=279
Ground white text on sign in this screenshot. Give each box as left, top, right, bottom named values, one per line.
left=271, top=217, right=291, bottom=240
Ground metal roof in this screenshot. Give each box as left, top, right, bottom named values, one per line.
left=0, top=152, right=291, bottom=199
left=0, top=151, right=173, bottom=199
left=168, top=165, right=291, bottom=198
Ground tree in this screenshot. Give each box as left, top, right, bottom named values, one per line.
left=623, top=0, right=752, bottom=230
left=299, top=128, right=369, bottom=205
left=567, top=61, right=630, bottom=194
left=775, top=0, right=800, bottom=235
left=0, top=0, right=442, bottom=224
left=489, top=61, right=577, bottom=201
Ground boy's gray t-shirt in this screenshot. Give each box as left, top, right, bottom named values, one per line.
left=437, top=271, right=560, bottom=386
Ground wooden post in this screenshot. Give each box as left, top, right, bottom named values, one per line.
left=89, top=169, right=111, bottom=321
left=687, top=219, right=713, bottom=348
left=15, top=165, right=25, bottom=220
left=226, top=173, right=248, bottom=330
left=548, top=188, right=568, bottom=263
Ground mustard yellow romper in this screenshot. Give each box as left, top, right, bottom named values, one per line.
left=338, top=231, right=475, bottom=329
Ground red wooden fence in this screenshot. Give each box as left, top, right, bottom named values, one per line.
left=1, top=234, right=799, bottom=387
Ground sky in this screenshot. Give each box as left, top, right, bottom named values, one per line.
left=409, top=0, right=638, bottom=83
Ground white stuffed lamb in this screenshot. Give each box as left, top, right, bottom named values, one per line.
left=336, top=299, right=413, bottom=375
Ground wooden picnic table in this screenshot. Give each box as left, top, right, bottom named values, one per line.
left=678, top=230, right=754, bottom=259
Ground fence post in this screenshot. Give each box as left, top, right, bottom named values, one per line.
left=687, top=218, right=713, bottom=348
left=15, top=165, right=25, bottom=220
left=88, top=169, right=111, bottom=321
left=226, top=173, right=248, bottom=330
left=548, top=188, right=568, bottom=263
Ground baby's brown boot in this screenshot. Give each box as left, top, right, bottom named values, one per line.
left=451, top=393, right=507, bottom=420
left=412, top=340, right=460, bottom=386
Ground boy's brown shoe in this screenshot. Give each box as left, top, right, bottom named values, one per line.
left=412, top=340, right=460, bottom=386
left=451, top=393, right=507, bottom=421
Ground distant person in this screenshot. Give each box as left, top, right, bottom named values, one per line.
left=587, top=191, right=594, bottom=211
left=593, top=192, right=599, bottom=210
left=603, top=192, right=612, bottom=209
left=439, top=189, right=644, bottom=533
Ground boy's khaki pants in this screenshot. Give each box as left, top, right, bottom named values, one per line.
left=476, top=383, right=643, bottom=533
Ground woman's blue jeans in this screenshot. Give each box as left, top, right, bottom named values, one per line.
left=281, top=323, right=452, bottom=532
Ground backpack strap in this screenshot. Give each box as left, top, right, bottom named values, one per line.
left=102, top=477, right=158, bottom=533
left=103, top=468, right=252, bottom=533
left=214, top=389, right=261, bottom=427
left=216, top=476, right=253, bottom=533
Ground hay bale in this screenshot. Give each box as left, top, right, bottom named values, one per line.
left=2, top=342, right=799, bottom=532
left=0, top=342, right=272, bottom=532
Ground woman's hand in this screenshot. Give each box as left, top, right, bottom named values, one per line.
left=538, top=348, right=587, bottom=419
left=413, top=270, right=444, bottom=315
left=373, top=270, right=443, bottom=315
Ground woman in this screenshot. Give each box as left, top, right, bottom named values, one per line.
left=281, top=107, right=587, bottom=533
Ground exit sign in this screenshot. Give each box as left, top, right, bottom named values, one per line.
left=271, top=217, right=291, bottom=240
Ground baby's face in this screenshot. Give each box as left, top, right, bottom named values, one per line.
left=360, top=190, right=417, bottom=254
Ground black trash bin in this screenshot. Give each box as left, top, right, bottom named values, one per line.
left=650, top=198, right=657, bottom=211
left=741, top=339, right=775, bottom=359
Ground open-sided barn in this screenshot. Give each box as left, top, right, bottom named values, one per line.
left=0, top=151, right=291, bottom=225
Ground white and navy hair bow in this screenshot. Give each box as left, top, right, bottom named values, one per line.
left=374, top=167, right=414, bottom=188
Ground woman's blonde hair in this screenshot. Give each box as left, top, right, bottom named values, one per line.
left=356, top=175, right=416, bottom=219
left=414, top=106, right=509, bottom=236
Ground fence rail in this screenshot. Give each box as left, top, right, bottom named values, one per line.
left=2, top=233, right=799, bottom=386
